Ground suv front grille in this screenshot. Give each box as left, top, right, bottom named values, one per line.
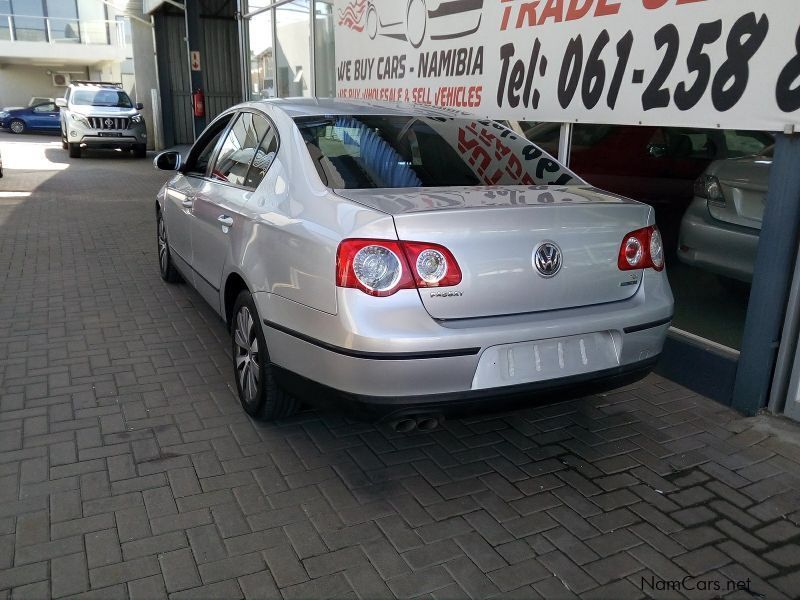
left=89, top=117, right=130, bottom=130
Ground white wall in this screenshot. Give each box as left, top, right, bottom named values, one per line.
left=0, top=65, right=87, bottom=107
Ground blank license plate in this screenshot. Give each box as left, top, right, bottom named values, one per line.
left=472, top=332, right=620, bottom=389
left=98, top=132, right=121, bottom=137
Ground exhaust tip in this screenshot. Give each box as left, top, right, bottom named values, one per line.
left=416, top=416, right=441, bottom=431
left=391, top=418, right=417, bottom=433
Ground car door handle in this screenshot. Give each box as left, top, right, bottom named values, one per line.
left=217, top=215, right=234, bottom=228
left=181, top=199, right=193, bottom=208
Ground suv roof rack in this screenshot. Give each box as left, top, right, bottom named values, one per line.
left=70, top=81, right=123, bottom=88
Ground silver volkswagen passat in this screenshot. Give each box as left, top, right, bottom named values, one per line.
left=154, top=99, right=673, bottom=424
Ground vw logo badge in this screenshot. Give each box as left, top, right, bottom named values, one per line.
left=533, top=241, right=563, bottom=278
left=104, top=118, right=113, bottom=128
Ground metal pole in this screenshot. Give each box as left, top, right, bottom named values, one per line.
left=558, top=122, right=573, bottom=167
left=768, top=239, right=800, bottom=414
left=732, top=133, right=800, bottom=415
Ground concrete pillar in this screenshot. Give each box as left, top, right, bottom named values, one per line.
left=185, top=0, right=206, bottom=139
left=128, top=9, right=161, bottom=150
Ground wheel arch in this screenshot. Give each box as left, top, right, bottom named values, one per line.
left=223, top=271, right=250, bottom=329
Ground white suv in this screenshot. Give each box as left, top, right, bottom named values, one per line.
left=57, top=81, right=147, bottom=158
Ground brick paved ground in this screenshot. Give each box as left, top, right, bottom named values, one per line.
left=2, top=136, right=800, bottom=599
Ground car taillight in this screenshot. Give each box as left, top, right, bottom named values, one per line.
left=618, top=226, right=664, bottom=272
left=694, top=174, right=726, bottom=206
left=336, top=239, right=462, bottom=296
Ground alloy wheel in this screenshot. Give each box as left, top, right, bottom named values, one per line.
left=10, top=120, right=24, bottom=134
left=234, top=306, right=260, bottom=407
left=157, top=217, right=169, bottom=275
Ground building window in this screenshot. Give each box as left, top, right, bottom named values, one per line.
left=0, top=1, right=11, bottom=40
left=314, top=0, right=335, bottom=98
left=77, top=0, right=108, bottom=44
left=248, top=8, right=275, bottom=100
left=46, top=0, right=80, bottom=43
left=11, top=0, right=47, bottom=42
left=276, top=0, right=311, bottom=98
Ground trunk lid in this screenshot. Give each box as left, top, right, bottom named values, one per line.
left=336, top=185, right=653, bottom=319
left=706, top=156, right=769, bottom=231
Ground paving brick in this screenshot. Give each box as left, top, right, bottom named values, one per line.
left=262, top=545, right=308, bottom=588
left=85, top=529, right=122, bottom=569
left=89, top=556, right=160, bottom=588
left=0, top=562, right=48, bottom=590
left=674, top=546, right=731, bottom=576
left=584, top=552, right=645, bottom=586
left=169, top=578, right=244, bottom=600
left=122, top=531, right=188, bottom=561
left=51, top=552, right=89, bottom=598
left=487, top=557, right=550, bottom=591
left=159, top=547, right=201, bottom=592
left=238, top=571, right=279, bottom=600
left=386, top=565, right=454, bottom=598
left=127, top=574, right=166, bottom=600
left=15, top=536, right=83, bottom=566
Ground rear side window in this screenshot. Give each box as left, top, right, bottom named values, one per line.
left=295, top=115, right=579, bottom=190
left=212, top=112, right=277, bottom=189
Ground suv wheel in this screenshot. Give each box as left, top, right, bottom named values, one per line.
left=231, top=290, right=298, bottom=420
left=133, top=144, right=147, bottom=159
left=61, top=131, right=68, bottom=150
left=68, top=143, right=81, bottom=158
left=157, top=211, right=181, bottom=283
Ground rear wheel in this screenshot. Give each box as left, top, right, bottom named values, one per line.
left=9, top=119, right=25, bottom=134
left=68, top=143, right=81, bottom=158
left=157, top=211, right=181, bottom=283
left=406, top=0, right=426, bottom=48
left=231, top=290, right=298, bottom=421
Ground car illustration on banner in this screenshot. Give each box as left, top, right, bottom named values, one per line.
left=338, top=0, right=483, bottom=48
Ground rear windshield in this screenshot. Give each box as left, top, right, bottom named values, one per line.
left=294, top=115, right=579, bottom=189
left=71, top=90, right=132, bottom=108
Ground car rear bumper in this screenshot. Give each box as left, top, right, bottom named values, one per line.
left=255, top=268, right=673, bottom=401
left=272, top=354, right=659, bottom=420
left=677, top=198, right=759, bottom=283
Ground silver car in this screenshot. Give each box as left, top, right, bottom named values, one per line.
left=153, top=99, right=673, bottom=426
left=678, top=148, right=771, bottom=283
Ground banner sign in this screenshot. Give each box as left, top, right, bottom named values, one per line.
left=334, top=0, right=800, bottom=131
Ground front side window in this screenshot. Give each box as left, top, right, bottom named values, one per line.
left=33, top=103, right=57, bottom=113
left=295, top=115, right=579, bottom=189
left=71, top=90, right=132, bottom=108
left=211, top=112, right=275, bottom=189
left=186, top=114, right=234, bottom=176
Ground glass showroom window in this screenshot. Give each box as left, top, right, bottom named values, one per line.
left=314, top=0, right=336, bottom=98
left=249, top=9, right=275, bottom=100
left=552, top=124, right=772, bottom=350
left=276, top=0, right=311, bottom=98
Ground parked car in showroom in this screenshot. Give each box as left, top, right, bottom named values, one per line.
left=57, top=81, right=147, bottom=158
left=153, top=99, right=673, bottom=427
left=0, top=101, right=61, bottom=135
left=516, top=122, right=773, bottom=256
left=677, top=147, right=771, bottom=283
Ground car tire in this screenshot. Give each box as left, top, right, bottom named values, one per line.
left=134, top=144, right=147, bottom=159
left=157, top=210, right=182, bottom=283
left=367, top=6, right=378, bottom=39
left=9, top=119, right=25, bottom=134
left=231, top=290, right=298, bottom=421
left=68, top=143, right=81, bottom=158
left=61, top=132, right=68, bottom=150
left=406, top=0, right=426, bottom=48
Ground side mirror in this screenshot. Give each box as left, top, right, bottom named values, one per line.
left=135, top=102, right=144, bottom=110
left=55, top=98, right=67, bottom=108
left=647, top=143, right=667, bottom=158
left=154, top=151, right=182, bottom=171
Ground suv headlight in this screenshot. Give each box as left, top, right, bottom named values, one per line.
left=71, top=114, right=90, bottom=128
left=130, top=114, right=143, bottom=124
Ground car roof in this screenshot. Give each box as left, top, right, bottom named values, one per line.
left=247, top=97, right=470, bottom=119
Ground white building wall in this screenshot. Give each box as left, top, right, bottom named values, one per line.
left=0, top=64, right=87, bottom=107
